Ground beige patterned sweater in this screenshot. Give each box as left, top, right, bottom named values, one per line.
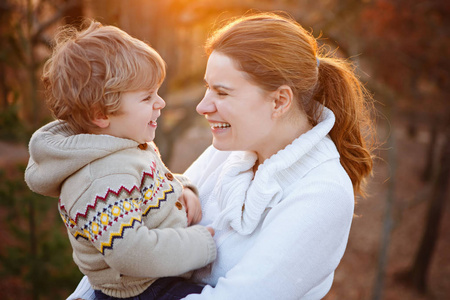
left=25, top=120, right=216, bottom=298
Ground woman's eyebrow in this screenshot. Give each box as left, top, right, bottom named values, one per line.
left=204, top=79, right=233, bottom=91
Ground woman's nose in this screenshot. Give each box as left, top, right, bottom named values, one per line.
left=196, top=93, right=214, bottom=115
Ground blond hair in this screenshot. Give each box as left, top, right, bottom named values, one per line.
left=42, top=21, right=166, bottom=133
left=206, top=12, right=374, bottom=197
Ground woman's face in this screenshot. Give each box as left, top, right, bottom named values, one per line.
left=197, top=51, right=276, bottom=155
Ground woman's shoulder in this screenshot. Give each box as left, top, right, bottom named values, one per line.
left=268, top=162, right=354, bottom=232
left=298, top=156, right=353, bottom=198
left=282, top=160, right=355, bottom=219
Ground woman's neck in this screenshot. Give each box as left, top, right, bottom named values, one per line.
left=255, top=115, right=312, bottom=167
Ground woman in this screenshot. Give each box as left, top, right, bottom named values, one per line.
left=69, top=12, right=374, bottom=300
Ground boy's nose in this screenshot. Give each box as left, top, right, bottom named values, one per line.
left=155, top=95, right=166, bottom=109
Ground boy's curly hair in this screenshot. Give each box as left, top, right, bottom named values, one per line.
left=42, top=20, right=166, bottom=133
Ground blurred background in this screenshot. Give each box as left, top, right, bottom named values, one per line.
left=0, top=0, right=449, bottom=299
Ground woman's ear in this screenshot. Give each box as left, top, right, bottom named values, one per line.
left=92, top=112, right=110, bottom=129
left=272, top=85, right=293, bottom=118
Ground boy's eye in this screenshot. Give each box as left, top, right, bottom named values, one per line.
left=143, top=95, right=152, bottom=101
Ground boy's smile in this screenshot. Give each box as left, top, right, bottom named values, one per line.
left=97, top=88, right=165, bottom=144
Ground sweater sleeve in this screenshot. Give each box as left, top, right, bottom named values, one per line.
left=175, top=174, right=199, bottom=196
left=183, top=179, right=354, bottom=300
left=69, top=173, right=216, bottom=278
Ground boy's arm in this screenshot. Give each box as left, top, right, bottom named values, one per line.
left=67, top=174, right=216, bottom=279
left=175, top=174, right=199, bottom=196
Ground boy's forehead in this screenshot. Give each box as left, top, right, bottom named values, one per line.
left=129, top=85, right=159, bottom=94
left=127, top=80, right=161, bottom=92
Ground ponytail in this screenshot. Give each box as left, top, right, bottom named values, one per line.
left=205, top=12, right=375, bottom=198
left=312, top=57, right=374, bottom=197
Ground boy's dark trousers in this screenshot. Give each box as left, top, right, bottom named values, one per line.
left=94, top=277, right=204, bottom=300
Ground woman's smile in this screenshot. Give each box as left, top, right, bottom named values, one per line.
left=209, top=122, right=231, bottom=131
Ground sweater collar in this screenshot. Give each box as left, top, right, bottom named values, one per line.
left=211, top=106, right=337, bottom=235
left=255, top=106, right=337, bottom=187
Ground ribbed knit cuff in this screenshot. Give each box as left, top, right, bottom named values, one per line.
left=92, top=279, right=154, bottom=298
left=175, top=174, right=199, bottom=196
left=189, top=225, right=217, bottom=265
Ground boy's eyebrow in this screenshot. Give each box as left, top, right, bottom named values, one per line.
left=203, top=79, right=233, bottom=91
left=144, top=88, right=156, bottom=95
left=140, top=90, right=153, bottom=97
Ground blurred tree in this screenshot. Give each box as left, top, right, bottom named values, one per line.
left=359, top=0, right=449, bottom=134
left=358, top=0, right=450, bottom=296
left=0, top=0, right=84, bottom=140
left=0, top=167, right=82, bottom=300
left=0, top=1, right=85, bottom=300
left=405, top=125, right=450, bottom=293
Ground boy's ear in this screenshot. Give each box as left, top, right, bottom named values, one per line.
left=272, top=85, right=293, bottom=118
left=92, top=113, right=110, bottom=129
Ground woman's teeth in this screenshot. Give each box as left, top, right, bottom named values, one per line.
left=211, top=123, right=231, bottom=129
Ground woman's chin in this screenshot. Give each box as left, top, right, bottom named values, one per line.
left=212, top=140, right=239, bottom=152
left=212, top=140, right=227, bottom=151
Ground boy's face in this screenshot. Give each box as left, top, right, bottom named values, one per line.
left=102, top=88, right=165, bottom=144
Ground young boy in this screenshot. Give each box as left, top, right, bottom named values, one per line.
left=25, top=21, right=216, bottom=299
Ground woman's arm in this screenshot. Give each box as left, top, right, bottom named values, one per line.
left=66, top=276, right=95, bottom=300
left=184, top=179, right=354, bottom=300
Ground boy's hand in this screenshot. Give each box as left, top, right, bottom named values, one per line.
left=178, top=187, right=202, bottom=225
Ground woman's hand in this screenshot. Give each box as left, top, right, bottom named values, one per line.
left=178, top=187, right=202, bottom=225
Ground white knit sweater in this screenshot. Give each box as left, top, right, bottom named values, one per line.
left=67, top=106, right=354, bottom=300
left=183, top=107, right=354, bottom=300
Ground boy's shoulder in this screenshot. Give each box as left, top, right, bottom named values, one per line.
left=60, top=146, right=160, bottom=210
left=85, top=144, right=163, bottom=184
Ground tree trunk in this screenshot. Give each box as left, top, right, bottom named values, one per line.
left=29, top=197, right=39, bottom=300
left=408, top=127, right=450, bottom=292
left=371, top=94, right=396, bottom=300
left=421, top=120, right=438, bottom=182
left=64, top=0, right=84, bottom=28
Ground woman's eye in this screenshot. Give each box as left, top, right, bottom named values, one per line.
left=217, top=91, right=228, bottom=96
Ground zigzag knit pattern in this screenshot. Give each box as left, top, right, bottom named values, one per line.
left=59, top=163, right=175, bottom=254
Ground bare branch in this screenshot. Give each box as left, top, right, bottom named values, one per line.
left=32, top=0, right=81, bottom=42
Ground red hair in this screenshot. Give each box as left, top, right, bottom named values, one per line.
left=205, top=12, right=374, bottom=197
